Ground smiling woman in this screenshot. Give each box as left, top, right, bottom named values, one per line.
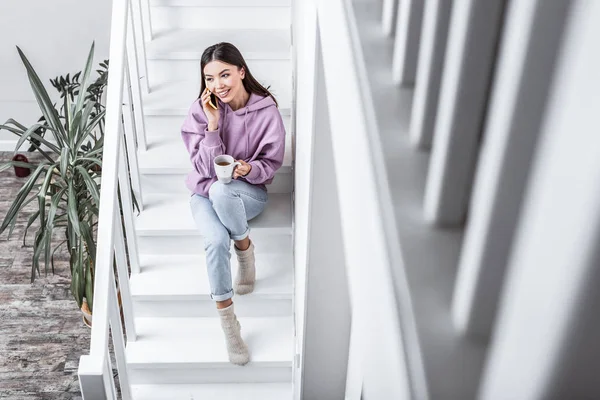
left=180, top=42, right=286, bottom=367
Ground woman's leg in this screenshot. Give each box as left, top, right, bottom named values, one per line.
left=189, top=193, right=249, bottom=365
left=208, top=180, right=268, bottom=241
left=208, top=180, right=268, bottom=295
left=190, top=194, right=234, bottom=303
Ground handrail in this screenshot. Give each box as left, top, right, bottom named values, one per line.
left=78, top=0, right=145, bottom=398
left=316, top=0, right=427, bottom=398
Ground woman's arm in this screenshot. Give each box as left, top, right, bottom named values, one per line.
left=181, top=101, right=225, bottom=178
left=243, top=110, right=286, bottom=185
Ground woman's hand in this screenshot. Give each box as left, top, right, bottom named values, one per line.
left=233, top=160, right=252, bottom=179
left=200, top=87, right=219, bottom=130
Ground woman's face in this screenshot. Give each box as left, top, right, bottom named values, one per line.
left=203, top=60, right=245, bottom=104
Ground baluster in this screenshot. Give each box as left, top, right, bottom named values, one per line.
left=126, top=13, right=148, bottom=151
left=409, top=0, right=453, bottom=149
left=392, top=0, right=425, bottom=86
left=121, top=67, right=145, bottom=211
left=109, top=266, right=133, bottom=400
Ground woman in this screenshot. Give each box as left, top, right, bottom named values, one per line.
left=181, top=42, right=286, bottom=366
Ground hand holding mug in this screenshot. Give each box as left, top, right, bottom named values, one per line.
left=233, top=160, right=252, bottom=179
left=214, top=155, right=241, bottom=184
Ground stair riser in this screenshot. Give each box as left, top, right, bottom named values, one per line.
left=139, top=172, right=292, bottom=194
left=129, top=366, right=292, bottom=384
left=144, top=115, right=292, bottom=139
left=147, top=60, right=292, bottom=106
left=150, top=0, right=291, bottom=6
left=137, top=234, right=292, bottom=255
left=133, top=298, right=292, bottom=317
left=150, top=7, right=290, bottom=31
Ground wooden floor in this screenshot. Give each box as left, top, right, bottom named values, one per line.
left=0, top=152, right=89, bottom=399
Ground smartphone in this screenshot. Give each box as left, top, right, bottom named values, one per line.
left=205, top=87, right=218, bottom=110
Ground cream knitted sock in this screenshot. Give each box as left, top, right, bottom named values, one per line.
left=234, top=241, right=256, bottom=295
left=217, top=303, right=249, bottom=366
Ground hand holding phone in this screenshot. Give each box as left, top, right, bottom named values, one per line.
left=200, top=87, right=219, bottom=129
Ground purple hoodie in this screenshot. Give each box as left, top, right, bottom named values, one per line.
left=181, top=92, right=286, bottom=197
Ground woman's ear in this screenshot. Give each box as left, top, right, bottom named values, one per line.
left=240, top=67, right=245, bottom=79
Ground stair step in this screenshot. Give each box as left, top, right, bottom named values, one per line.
left=146, top=58, right=292, bottom=107
left=135, top=193, right=292, bottom=236
left=127, top=316, right=293, bottom=384
left=132, top=253, right=292, bottom=300
left=131, top=253, right=293, bottom=317
left=143, top=115, right=291, bottom=139
left=144, top=81, right=291, bottom=116
left=146, top=29, right=290, bottom=60
left=150, top=0, right=291, bottom=6
left=131, top=382, right=292, bottom=400
left=150, top=6, right=290, bottom=31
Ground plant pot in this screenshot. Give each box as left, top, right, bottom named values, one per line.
left=12, top=154, right=31, bottom=178
left=81, top=299, right=93, bottom=328
left=80, top=291, right=124, bottom=328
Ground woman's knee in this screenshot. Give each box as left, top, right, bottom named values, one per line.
left=208, top=180, right=234, bottom=202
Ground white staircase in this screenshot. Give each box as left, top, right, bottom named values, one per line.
left=126, top=1, right=295, bottom=398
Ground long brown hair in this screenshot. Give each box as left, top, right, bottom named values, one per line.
left=198, top=42, right=278, bottom=107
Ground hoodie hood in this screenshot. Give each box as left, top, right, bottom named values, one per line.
left=230, top=92, right=277, bottom=115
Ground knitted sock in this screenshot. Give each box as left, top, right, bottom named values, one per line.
left=217, top=303, right=249, bottom=366
left=234, top=241, right=256, bottom=295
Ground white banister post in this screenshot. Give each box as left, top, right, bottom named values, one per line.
left=382, top=0, right=399, bottom=37
left=423, top=0, right=506, bottom=225
left=392, top=0, right=425, bottom=86
left=126, top=11, right=148, bottom=152
left=451, top=0, right=572, bottom=339
left=409, top=0, right=453, bottom=149
left=130, top=0, right=150, bottom=93
left=78, top=355, right=111, bottom=399
left=479, top=1, right=600, bottom=397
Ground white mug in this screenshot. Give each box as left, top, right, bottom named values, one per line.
left=213, top=155, right=241, bottom=184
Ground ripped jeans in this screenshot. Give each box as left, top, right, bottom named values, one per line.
left=190, top=180, right=268, bottom=301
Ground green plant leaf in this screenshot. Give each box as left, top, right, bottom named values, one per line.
left=67, top=180, right=81, bottom=237
left=60, top=148, right=69, bottom=178
left=23, top=209, right=40, bottom=247
left=75, top=43, right=95, bottom=122
left=46, top=187, right=67, bottom=237
left=51, top=239, right=68, bottom=275
left=75, top=165, right=100, bottom=205
left=16, top=47, right=67, bottom=147
left=4, top=118, right=28, bottom=131
left=85, top=256, right=94, bottom=312
left=0, top=162, right=48, bottom=236
left=0, top=161, right=35, bottom=174
left=75, top=109, right=105, bottom=150
left=80, top=219, right=96, bottom=268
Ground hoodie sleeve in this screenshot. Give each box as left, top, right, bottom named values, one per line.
left=181, top=100, right=225, bottom=179
left=244, top=108, right=286, bottom=185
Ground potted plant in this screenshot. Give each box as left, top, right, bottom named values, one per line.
left=0, top=43, right=110, bottom=326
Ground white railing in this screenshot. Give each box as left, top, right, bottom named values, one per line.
left=306, top=0, right=428, bottom=398
left=77, top=0, right=149, bottom=398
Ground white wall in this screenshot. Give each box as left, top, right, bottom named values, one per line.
left=0, top=0, right=112, bottom=150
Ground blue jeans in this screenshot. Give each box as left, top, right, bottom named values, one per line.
left=190, top=180, right=268, bottom=301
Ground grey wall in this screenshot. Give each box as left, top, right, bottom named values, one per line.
left=0, top=0, right=112, bottom=149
